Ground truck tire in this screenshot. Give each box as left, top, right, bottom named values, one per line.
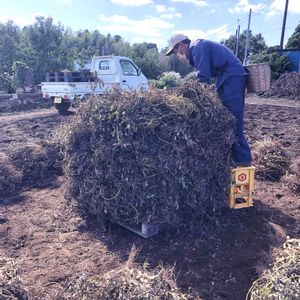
left=55, top=102, right=70, bottom=114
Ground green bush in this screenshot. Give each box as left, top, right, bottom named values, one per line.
left=150, top=71, right=182, bottom=89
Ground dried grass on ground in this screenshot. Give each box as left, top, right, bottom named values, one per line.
left=59, top=83, right=235, bottom=228
left=7, top=142, right=62, bottom=187
left=0, top=153, right=22, bottom=196
left=248, top=238, right=300, bottom=300
left=67, top=248, right=197, bottom=300
left=252, top=139, right=291, bottom=181
left=263, top=72, right=300, bottom=100
left=0, top=93, right=51, bottom=113
left=281, top=157, right=300, bottom=194
left=0, top=258, right=28, bottom=300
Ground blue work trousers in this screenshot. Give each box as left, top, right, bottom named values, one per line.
left=218, top=75, right=252, bottom=164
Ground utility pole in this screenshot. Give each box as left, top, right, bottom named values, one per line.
left=243, top=9, right=252, bottom=65
left=280, top=0, right=289, bottom=50
left=235, top=19, right=240, bottom=57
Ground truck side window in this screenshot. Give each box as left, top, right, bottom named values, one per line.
left=120, top=60, right=138, bottom=76
left=99, top=61, right=110, bottom=71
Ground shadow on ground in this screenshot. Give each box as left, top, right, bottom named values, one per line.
left=85, top=200, right=298, bottom=300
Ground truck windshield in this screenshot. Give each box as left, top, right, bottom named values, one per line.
left=120, top=60, right=138, bottom=76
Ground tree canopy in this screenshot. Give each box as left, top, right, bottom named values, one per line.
left=222, top=30, right=267, bottom=63
left=0, top=17, right=298, bottom=93
left=286, top=24, right=300, bottom=49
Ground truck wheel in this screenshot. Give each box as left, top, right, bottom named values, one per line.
left=55, top=102, right=70, bottom=114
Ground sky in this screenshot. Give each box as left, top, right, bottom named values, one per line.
left=0, top=0, right=299, bottom=50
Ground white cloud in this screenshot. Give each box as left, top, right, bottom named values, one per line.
left=229, top=0, right=300, bottom=16
left=176, top=29, right=207, bottom=40
left=155, top=5, right=167, bottom=13
left=110, top=0, right=153, bottom=6
left=0, top=15, right=33, bottom=27
left=173, top=24, right=230, bottom=42
left=154, top=5, right=181, bottom=19
left=0, top=14, right=59, bottom=27
left=98, top=14, right=173, bottom=37
left=228, top=0, right=263, bottom=14
left=170, top=0, right=208, bottom=7
left=155, top=5, right=176, bottom=13
left=270, top=0, right=300, bottom=14
left=161, top=13, right=182, bottom=19
left=98, top=14, right=173, bottom=49
left=265, top=10, right=277, bottom=18
left=206, top=25, right=231, bottom=40
left=0, top=13, right=61, bottom=27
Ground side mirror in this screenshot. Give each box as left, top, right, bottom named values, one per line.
left=137, top=68, right=141, bottom=76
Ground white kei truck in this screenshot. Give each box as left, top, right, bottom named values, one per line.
left=41, top=55, right=149, bottom=113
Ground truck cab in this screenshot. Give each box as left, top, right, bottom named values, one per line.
left=91, top=56, right=148, bottom=91
left=41, top=55, right=148, bottom=114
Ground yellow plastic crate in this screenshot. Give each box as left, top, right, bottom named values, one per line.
left=228, top=166, right=255, bottom=209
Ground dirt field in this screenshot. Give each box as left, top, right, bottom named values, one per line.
left=0, top=95, right=299, bottom=299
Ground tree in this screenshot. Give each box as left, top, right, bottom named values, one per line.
left=25, top=16, right=66, bottom=83
left=0, top=72, right=13, bottom=93
left=0, top=20, right=21, bottom=74
left=286, top=24, right=300, bottom=49
left=57, top=28, right=77, bottom=71
left=12, top=61, right=33, bottom=90
left=249, top=46, right=291, bottom=79
left=130, top=43, right=162, bottom=79
left=222, top=30, right=267, bottom=62
left=158, top=47, right=193, bottom=77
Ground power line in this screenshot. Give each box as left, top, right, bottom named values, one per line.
left=251, top=0, right=275, bottom=16
left=261, top=26, right=295, bottom=35
left=205, top=0, right=276, bottom=41
left=205, top=12, right=249, bottom=40
left=240, top=1, right=279, bottom=40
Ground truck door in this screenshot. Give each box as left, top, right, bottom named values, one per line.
left=94, top=58, right=117, bottom=92
left=119, top=59, right=148, bottom=91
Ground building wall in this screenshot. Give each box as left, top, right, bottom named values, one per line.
left=281, top=50, right=300, bottom=72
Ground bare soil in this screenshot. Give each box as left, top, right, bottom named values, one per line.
left=0, top=95, right=299, bottom=299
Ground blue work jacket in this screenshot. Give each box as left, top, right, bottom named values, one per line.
left=189, top=39, right=248, bottom=89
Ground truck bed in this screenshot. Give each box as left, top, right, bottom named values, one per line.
left=41, top=81, right=115, bottom=99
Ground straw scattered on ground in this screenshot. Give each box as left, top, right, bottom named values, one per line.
left=0, top=93, right=51, bottom=113
left=281, top=157, right=300, bottom=194
left=66, top=247, right=197, bottom=300
left=252, top=138, right=291, bottom=181
left=263, top=72, right=300, bottom=100
left=0, top=153, right=23, bottom=196
left=0, top=258, right=28, bottom=300
left=248, top=237, right=300, bottom=300
left=7, top=142, right=62, bottom=188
